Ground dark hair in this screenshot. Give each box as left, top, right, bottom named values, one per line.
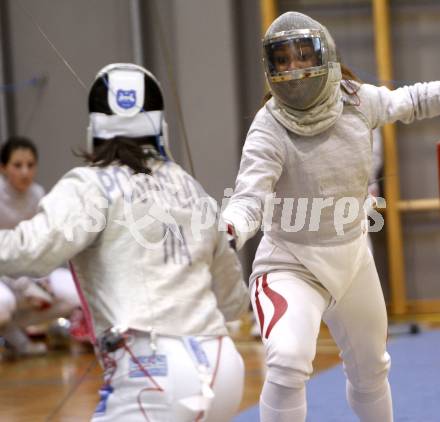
left=0, top=136, right=39, bottom=165
left=77, top=136, right=160, bottom=174
left=262, top=63, right=363, bottom=105
left=340, top=63, right=362, bottom=102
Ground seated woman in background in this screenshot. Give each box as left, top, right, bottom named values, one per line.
left=0, top=136, right=80, bottom=358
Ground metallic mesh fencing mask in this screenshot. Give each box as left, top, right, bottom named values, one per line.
left=263, top=12, right=339, bottom=111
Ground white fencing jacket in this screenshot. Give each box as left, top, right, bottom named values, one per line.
left=0, top=161, right=248, bottom=338
left=224, top=81, right=440, bottom=298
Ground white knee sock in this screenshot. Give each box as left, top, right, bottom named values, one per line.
left=347, top=380, right=393, bottom=422
left=259, top=380, right=307, bottom=422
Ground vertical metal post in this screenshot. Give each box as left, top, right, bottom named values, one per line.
left=372, top=0, right=407, bottom=315
left=0, top=2, right=10, bottom=141
left=130, top=0, right=144, bottom=66
left=260, top=0, right=278, bottom=35
left=437, top=142, right=440, bottom=199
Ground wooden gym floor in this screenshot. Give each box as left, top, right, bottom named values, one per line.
left=1, top=315, right=438, bottom=422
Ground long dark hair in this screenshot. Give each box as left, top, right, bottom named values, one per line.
left=77, top=136, right=161, bottom=175
left=262, top=63, right=362, bottom=105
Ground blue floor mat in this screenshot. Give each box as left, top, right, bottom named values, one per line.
left=233, top=330, right=440, bottom=422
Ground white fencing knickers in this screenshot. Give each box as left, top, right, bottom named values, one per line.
left=92, top=332, right=244, bottom=422
left=251, top=251, right=392, bottom=421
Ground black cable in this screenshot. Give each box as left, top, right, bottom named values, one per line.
left=16, top=0, right=87, bottom=91
left=150, top=0, right=196, bottom=177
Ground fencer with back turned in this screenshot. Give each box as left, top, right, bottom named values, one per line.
left=0, top=63, right=248, bottom=421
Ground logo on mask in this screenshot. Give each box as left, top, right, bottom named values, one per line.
left=116, top=89, right=137, bottom=109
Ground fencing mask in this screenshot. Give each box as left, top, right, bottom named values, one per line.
left=87, top=63, right=173, bottom=159
left=263, top=12, right=343, bottom=136
left=263, top=12, right=340, bottom=111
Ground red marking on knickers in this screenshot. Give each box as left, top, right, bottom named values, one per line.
left=262, top=273, right=288, bottom=339
left=254, top=277, right=265, bottom=336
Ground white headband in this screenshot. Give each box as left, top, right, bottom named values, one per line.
left=89, top=110, right=162, bottom=139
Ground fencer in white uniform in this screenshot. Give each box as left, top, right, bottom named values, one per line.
left=223, top=11, right=440, bottom=422
left=0, top=137, right=79, bottom=357
left=0, top=64, right=248, bottom=421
